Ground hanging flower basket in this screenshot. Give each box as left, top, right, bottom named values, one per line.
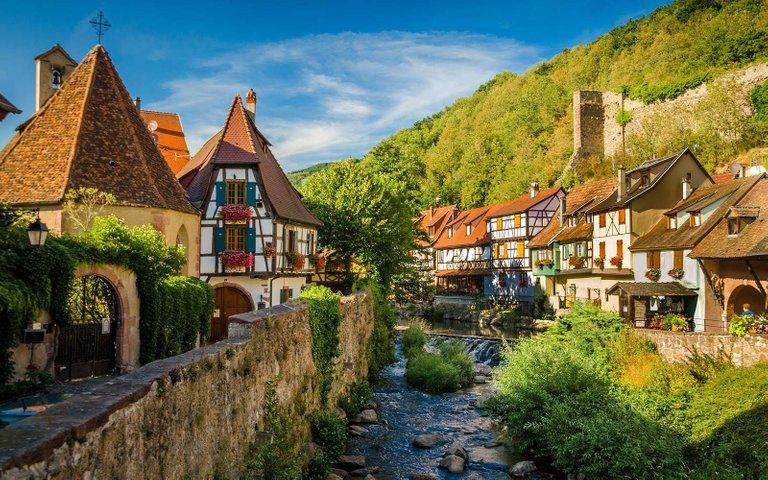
left=285, top=251, right=306, bottom=270
left=262, top=245, right=277, bottom=258
left=220, top=204, right=251, bottom=223
left=309, top=253, right=326, bottom=270
left=645, top=268, right=661, bottom=282
left=668, top=268, right=685, bottom=279
left=219, top=251, right=254, bottom=272
left=593, top=256, right=604, bottom=270
left=609, top=256, right=623, bottom=269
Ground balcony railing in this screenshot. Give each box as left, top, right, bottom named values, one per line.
left=437, top=259, right=492, bottom=271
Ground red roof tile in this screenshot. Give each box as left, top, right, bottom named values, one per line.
left=0, top=46, right=197, bottom=214
left=487, top=186, right=563, bottom=218
left=433, top=206, right=491, bottom=249
left=415, top=205, right=458, bottom=245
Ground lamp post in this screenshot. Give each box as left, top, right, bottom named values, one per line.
left=26, top=209, right=48, bottom=247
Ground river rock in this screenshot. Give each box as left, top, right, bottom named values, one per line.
left=474, top=364, right=493, bottom=376
left=330, top=468, right=350, bottom=478
left=336, top=455, right=366, bottom=469
left=509, top=460, right=537, bottom=477
left=348, top=425, right=369, bottom=437
left=438, top=454, right=466, bottom=473
left=411, top=473, right=438, bottom=480
left=364, top=399, right=378, bottom=410
left=351, top=409, right=378, bottom=424
left=444, top=441, right=468, bottom=460
left=363, top=475, right=376, bottom=480
left=411, top=433, right=448, bottom=448
left=473, top=375, right=488, bottom=384
left=325, top=474, right=344, bottom=480
left=334, top=406, right=347, bottom=418
left=350, top=466, right=379, bottom=477
left=474, top=390, right=494, bottom=409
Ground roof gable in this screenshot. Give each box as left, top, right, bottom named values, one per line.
left=0, top=46, right=196, bottom=214
left=434, top=206, right=491, bottom=249
left=487, top=186, right=563, bottom=218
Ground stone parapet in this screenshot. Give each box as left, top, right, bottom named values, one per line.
left=636, top=329, right=768, bottom=367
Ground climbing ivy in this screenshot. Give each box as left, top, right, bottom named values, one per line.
left=297, top=285, right=342, bottom=406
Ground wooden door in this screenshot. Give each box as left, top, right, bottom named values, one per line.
left=211, top=287, right=252, bottom=342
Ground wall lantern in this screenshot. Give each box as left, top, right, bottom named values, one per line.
left=26, top=210, right=49, bottom=247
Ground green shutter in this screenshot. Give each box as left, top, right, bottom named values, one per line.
left=246, top=227, right=257, bottom=252
left=214, top=227, right=226, bottom=252
left=246, top=182, right=257, bottom=206
left=215, top=182, right=226, bottom=206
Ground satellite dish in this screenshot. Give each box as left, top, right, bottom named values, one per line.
left=147, top=120, right=158, bottom=132
left=151, top=133, right=159, bottom=144
left=729, top=163, right=743, bottom=175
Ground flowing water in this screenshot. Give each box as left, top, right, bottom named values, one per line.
left=346, top=325, right=527, bottom=479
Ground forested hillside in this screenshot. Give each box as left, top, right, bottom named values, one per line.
left=352, top=0, right=768, bottom=209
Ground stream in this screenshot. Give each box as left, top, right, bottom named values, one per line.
left=345, top=322, right=527, bottom=479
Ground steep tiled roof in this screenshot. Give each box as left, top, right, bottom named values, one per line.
left=690, top=177, right=768, bottom=259
left=184, top=96, right=322, bottom=226
left=433, top=206, right=491, bottom=249
left=713, top=173, right=738, bottom=183
left=415, top=205, right=457, bottom=246
left=630, top=175, right=760, bottom=251
left=487, top=186, right=563, bottom=218
left=140, top=110, right=190, bottom=174
left=0, top=46, right=197, bottom=214
left=0, top=93, right=21, bottom=114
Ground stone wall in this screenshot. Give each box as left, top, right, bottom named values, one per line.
left=571, top=61, right=768, bottom=162
left=0, top=290, right=374, bottom=480
left=636, top=329, right=768, bottom=367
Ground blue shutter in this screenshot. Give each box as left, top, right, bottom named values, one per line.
left=214, top=227, right=226, bottom=252
left=215, top=182, right=226, bottom=206
left=246, top=227, right=257, bottom=253
left=246, top=182, right=257, bottom=206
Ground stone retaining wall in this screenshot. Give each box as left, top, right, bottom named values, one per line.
left=0, top=290, right=374, bottom=480
left=636, top=329, right=768, bottom=367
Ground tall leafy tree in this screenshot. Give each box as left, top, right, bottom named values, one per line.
left=301, top=159, right=416, bottom=289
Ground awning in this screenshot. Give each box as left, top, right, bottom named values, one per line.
left=435, top=269, right=491, bottom=277
left=606, top=282, right=698, bottom=297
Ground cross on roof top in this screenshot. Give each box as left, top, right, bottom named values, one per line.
left=89, top=11, right=111, bottom=44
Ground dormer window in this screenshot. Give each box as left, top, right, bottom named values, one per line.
left=728, top=217, right=755, bottom=236
left=625, top=177, right=631, bottom=191
left=641, top=171, right=650, bottom=186
left=689, top=212, right=701, bottom=227
left=668, top=216, right=677, bottom=229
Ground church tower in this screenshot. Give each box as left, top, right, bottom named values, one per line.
left=35, top=44, right=78, bottom=111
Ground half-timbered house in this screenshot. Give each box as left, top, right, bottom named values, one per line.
left=179, top=90, right=322, bottom=340
left=486, top=183, right=564, bottom=303
left=414, top=204, right=458, bottom=272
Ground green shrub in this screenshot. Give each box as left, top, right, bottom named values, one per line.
left=364, top=280, right=396, bottom=376
left=298, top=285, right=342, bottom=406
left=616, top=107, right=633, bottom=127
left=620, top=72, right=712, bottom=103
left=401, top=322, right=428, bottom=359
left=304, top=408, right=348, bottom=479
left=405, top=352, right=463, bottom=393
left=751, top=81, right=768, bottom=122
left=339, top=378, right=373, bottom=417
left=436, top=340, right=474, bottom=383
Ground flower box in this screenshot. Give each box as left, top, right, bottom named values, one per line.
left=262, top=245, right=276, bottom=258
left=220, top=204, right=251, bottom=223
left=568, top=256, right=586, bottom=269
left=285, top=251, right=306, bottom=270
left=219, top=250, right=254, bottom=271
left=535, top=257, right=553, bottom=268
left=645, top=268, right=661, bottom=282
left=609, top=256, right=623, bottom=269
left=668, top=268, right=684, bottom=279
left=594, top=256, right=605, bottom=270
left=309, top=253, right=326, bottom=270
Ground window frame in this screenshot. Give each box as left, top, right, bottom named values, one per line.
left=225, top=225, right=246, bottom=251
left=225, top=180, right=246, bottom=205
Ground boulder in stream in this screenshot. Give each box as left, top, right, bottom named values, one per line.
left=509, top=460, right=537, bottom=477
left=350, top=466, right=379, bottom=477
left=336, top=455, right=366, bottom=469
left=325, top=474, right=344, bottom=480
left=411, top=433, right=448, bottom=448
left=411, top=473, right=438, bottom=480
left=444, top=441, right=469, bottom=460
left=438, top=454, right=466, bottom=473
left=350, top=409, right=378, bottom=424
left=348, top=425, right=369, bottom=437
left=473, top=375, right=488, bottom=384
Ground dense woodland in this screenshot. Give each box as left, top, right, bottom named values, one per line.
left=292, top=0, right=768, bottom=210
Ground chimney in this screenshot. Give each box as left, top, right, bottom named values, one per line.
left=429, top=205, right=435, bottom=220
left=134, top=96, right=141, bottom=111
left=559, top=195, right=566, bottom=226
left=682, top=175, right=692, bottom=200
left=617, top=166, right=627, bottom=201
left=530, top=181, right=540, bottom=198
left=245, top=88, right=257, bottom=123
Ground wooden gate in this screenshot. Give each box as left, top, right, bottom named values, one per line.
left=55, top=275, right=118, bottom=381
left=211, top=286, right=252, bottom=342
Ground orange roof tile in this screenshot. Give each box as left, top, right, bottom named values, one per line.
left=140, top=110, right=190, bottom=174
left=0, top=46, right=197, bottom=214
left=415, top=205, right=457, bottom=245
left=487, top=186, right=563, bottom=218
left=433, top=206, right=491, bottom=249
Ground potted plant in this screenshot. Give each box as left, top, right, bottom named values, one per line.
left=285, top=251, right=306, bottom=270
left=594, top=256, right=605, bottom=269
left=262, top=245, right=276, bottom=258
left=220, top=204, right=251, bottom=223
left=219, top=250, right=254, bottom=272
left=609, top=255, right=623, bottom=269
left=308, top=253, right=326, bottom=270
left=645, top=268, right=661, bottom=282
left=668, top=268, right=684, bottom=279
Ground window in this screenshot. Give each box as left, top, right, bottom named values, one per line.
left=307, top=232, right=315, bottom=254
left=728, top=217, right=755, bottom=235
left=668, top=216, right=677, bottom=229
left=689, top=212, right=701, bottom=227
left=499, top=272, right=507, bottom=287
left=617, top=239, right=624, bottom=259
left=514, top=214, right=521, bottom=228
left=642, top=171, right=650, bottom=186
left=646, top=251, right=661, bottom=269
left=599, top=213, right=606, bottom=228
left=466, top=224, right=471, bottom=236
left=226, top=180, right=246, bottom=205
left=447, top=227, right=453, bottom=238
left=517, top=241, right=525, bottom=258
left=599, top=241, right=606, bottom=258
left=225, top=226, right=245, bottom=251
left=625, top=177, right=631, bottom=191
left=674, top=250, right=684, bottom=270
left=288, top=229, right=297, bottom=253
left=618, top=209, right=626, bottom=225
left=586, top=214, right=593, bottom=224
left=279, top=287, right=294, bottom=303
left=496, top=218, right=503, bottom=231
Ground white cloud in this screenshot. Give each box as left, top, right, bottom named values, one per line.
left=145, top=31, right=542, bottom=170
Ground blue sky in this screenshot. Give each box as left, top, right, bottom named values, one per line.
left=0, top=1, right=668, bottom=171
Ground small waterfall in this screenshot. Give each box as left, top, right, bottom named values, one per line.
left=427, top=335, right=508, bottom=366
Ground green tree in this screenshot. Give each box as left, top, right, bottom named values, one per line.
left=301, top=160, right=416, bottom=288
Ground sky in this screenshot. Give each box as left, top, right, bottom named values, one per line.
left=0, top=1, right=669, bottom=172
